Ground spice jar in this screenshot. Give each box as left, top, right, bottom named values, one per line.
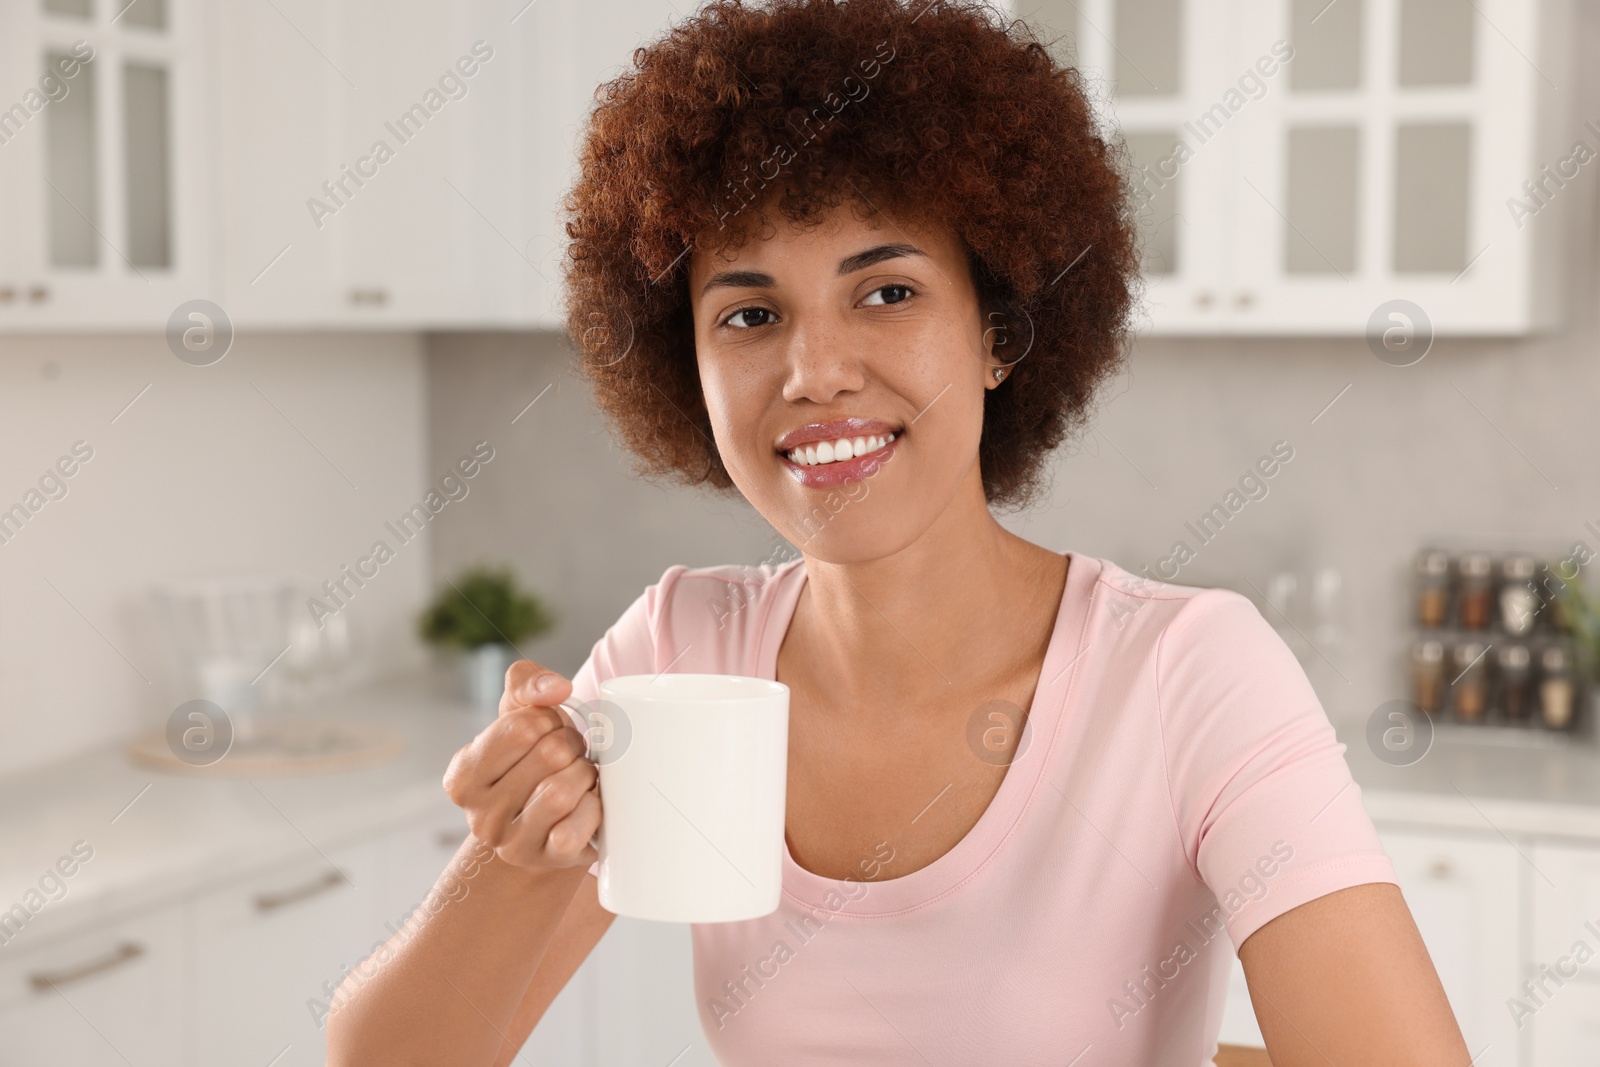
left=1549, top=567, right=1581, bottom=635
left=1412, top=639, right=1446, bottom=714
left=1415, top=549, right=1451, bottom=629
left=1451, top=640, right=1489, bottom=722
left=1499, top=555, right=1540, bottom=635
left=1495, top=644, right=1532, bottom=720
left=1540, top=645, right=1576, bottom=729
left=1457, top=554, right=1494, bottom=630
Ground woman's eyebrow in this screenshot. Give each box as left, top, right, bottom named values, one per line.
left=697, top=243, right=929, bottom=298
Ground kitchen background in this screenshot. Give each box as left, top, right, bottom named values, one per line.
left=0, top=0, right=1597, bottom=1064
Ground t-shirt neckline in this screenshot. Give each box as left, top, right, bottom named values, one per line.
left=755, top=549, right=1102, bottom=918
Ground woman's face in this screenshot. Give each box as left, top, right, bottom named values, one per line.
left=688, top=199, right=1002, bottom=562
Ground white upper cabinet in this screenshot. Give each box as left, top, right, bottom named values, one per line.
left=54, top=0, right=1575, bottom=335
left=1018, top=0, right=1574, bottom=335
left=211, top=0, right=344, bottom=326
left=215, top=0, right=544, bottom=329
left=0, top=0, right=215, bottom=329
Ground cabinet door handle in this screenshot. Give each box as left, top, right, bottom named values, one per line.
left=1194, top=290, right=1214, bottom=309
left=1234, top=290, right=1256, bottom=309
left=1428, top=859, right=1453, bottom=879
left=349, top=286, right=389, bottom=307
left=0, top=285, right=15, bottom=304
left=254, top=869, right=346, bottom=912
left=27, top=284, right=49, bottom=304
left=28, top=941, right=144, bottom=992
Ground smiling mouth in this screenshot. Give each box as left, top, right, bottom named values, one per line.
left=778, top=430, right=899, bottom=467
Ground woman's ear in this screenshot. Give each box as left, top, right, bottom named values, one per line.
left=981, top=299, right=1014, bottom=389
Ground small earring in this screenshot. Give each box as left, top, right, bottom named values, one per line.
left=993, top=367, right=1005, bottom=382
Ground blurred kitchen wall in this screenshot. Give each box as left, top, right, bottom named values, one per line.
left=425, top=331, right=781, bottom=681
left=0, top=334, right=432, bottom=776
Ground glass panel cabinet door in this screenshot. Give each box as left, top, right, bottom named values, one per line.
left=1006, top=0, right=1570, bottom=335
left=1229, top=0, right=1568, bottom=334
left=0, top=0, right=212, bottom=327
left=1020, top=0, right=1235, bottom=332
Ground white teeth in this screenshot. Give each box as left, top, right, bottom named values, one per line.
left=785, top=431, right=897, bottom=466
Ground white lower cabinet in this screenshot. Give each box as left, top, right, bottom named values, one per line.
left=1376, top=826, right=1523, bottom=1067
left=1528, top=841, right=1600, bottom=1066
left=372, top=805, right=472, bottom=927
left=0, top=804, right=593, bottom=1067
left=1532, top=980, right=1600, bottom=1064
left=0, top=902, right=187, bottom=1066
left=193, top=839, right=385, bottom=1067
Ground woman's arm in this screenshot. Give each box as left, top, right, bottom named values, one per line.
left=325, top=843, right=602, bottom=1067
left=328, top=661, right=611, bottom=1065
left=489, top=871, right=617, bottom=1067
left=1237, top=882, right=1470, bottom=1066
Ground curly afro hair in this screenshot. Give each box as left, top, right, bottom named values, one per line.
left=561, top=0, right=1141, bottom=512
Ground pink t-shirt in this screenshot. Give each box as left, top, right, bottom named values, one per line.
left=568, top=551, right=1398, bottom=1066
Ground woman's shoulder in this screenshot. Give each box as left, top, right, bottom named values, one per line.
left=649, top=552, right=806, bottom=627
left=1089, top=555, right=1268, bottom=643
left=601, top=552, right=805, bottom=661
left=1082, top=555, right=1309, bottom=716
left=571, top=553, right=804, bottom=701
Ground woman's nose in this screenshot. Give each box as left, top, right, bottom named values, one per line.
left=780, top=315, right=867, bottom=404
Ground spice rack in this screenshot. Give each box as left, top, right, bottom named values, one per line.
left=1410, top=547, right=1587, bottom=738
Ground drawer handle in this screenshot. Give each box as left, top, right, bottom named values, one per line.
left=27, top=284, right=49, bottom=304
left=29, top=941, right=144, bottom=992
left=1428, top=859, right=1453, bottom=879
left=254, top=869, right=346, bottom=912
left=437, top=828, right=469, bottom=849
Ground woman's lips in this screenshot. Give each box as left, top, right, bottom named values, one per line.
left=778, top=432, right=901, bottom=489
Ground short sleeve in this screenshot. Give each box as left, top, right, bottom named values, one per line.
left=1156, top=589, right=1398, bottom=949
left=566, top=566, right=683, bottom=878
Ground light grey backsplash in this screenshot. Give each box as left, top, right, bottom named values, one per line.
left=0, top=333, right=432, bottom=776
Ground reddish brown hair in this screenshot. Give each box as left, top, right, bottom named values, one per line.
left=561, top=0, right=1140, bottom=510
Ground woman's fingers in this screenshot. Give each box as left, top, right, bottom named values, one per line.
left=499, top=659, right=574, bottom=716
left=496, top=756, right=600, bottom=866
left=471, top=724, right=591, bottom=846
left=546, top=785, right=602, bottom=865
left=442, top=657, right=597, bottom=871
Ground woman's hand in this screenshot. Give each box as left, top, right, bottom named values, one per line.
left=442, top=660, right=600, bottom=870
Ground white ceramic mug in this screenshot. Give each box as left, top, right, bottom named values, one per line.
left=560, top=673, right=790, bottom=923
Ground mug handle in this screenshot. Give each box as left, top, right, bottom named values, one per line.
left=555, top=701, right=603, bottom=856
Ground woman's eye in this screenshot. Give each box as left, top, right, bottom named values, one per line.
left=862, top=284, right=913, bottom=307
left=722, top=306, right=775, bottom=329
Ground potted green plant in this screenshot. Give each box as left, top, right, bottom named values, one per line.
left=1556, top=573, right=1600, bottom=720
left=418, top=565, right=556, bottom=714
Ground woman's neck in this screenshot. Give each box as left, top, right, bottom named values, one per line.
left=783, top=492, right=1069, bottom=720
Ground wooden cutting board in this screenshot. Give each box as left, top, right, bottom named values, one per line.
left=127, top=718, right=405, bottom=776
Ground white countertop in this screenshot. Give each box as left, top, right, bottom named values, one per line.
left=5, top=673, right=1600, bottom=953
left=1341, top=720, right=1600, bottom=841
left=0, top=670, right=483, bottom=951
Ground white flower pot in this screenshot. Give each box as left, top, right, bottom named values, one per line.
left=457, top=643, right=519, bottom=718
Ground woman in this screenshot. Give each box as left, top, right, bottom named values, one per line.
left=328, top=0, right=1468, bottom=1063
